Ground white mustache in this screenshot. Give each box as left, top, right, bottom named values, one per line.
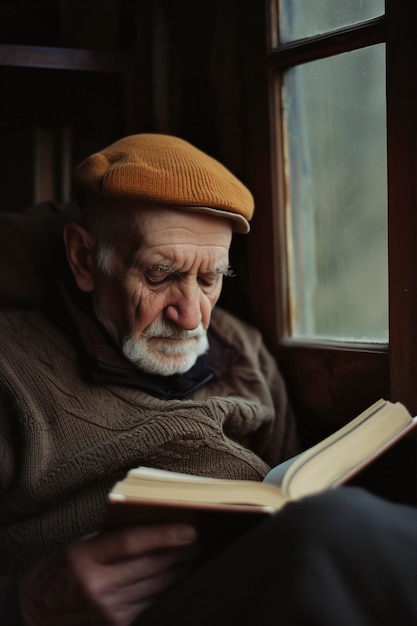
left=122, top=320, right=209, bottom=375
left=142, top=321, right=205, bottom=340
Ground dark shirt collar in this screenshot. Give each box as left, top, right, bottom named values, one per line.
left=50, top=274, right=240, bottom=400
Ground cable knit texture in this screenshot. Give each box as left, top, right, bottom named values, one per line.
left=0, top=306, right=298, bottom=574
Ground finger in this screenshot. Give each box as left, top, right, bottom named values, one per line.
left=82, top=523, right=199, bottom=565
left=104, top=543, right=201, bottom=588
left=95, top=559, right=197, bottom=625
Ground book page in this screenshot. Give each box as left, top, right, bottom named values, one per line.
left=281, top=400, right=414, bottom=499
left=129, top=467, right=215, bottom=483
left=263, top=453, right=303, bottom=487
left=112, top=467, right=288, bottom=509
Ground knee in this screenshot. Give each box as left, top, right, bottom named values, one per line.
left=242, top=486, right=417, bottom=573
left=275, top=486, right=391, bottom=545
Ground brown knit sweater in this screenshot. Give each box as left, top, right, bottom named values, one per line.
left=0, top=302, right=299, bottom=574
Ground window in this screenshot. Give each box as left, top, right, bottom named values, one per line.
left=245, top=0, right=417, bottom=442
left=278, top=1, right=384, bottom=42
left=281, top=44, right=387, bottom=342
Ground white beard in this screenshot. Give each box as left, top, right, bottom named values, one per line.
left=122, top=320, right=209, bottom=376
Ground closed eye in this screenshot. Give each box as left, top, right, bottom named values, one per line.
left=198, top=273, right=221, bottom=288
left=145, top=264, right=235, bottom=287
left=198, top=266, right=235, bottom=287
left=145, top=264, right=179, bottom=284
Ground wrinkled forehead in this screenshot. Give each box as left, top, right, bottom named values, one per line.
left=98, top=201, right=231, bottom=242
left=135, top=205, right=234, bottom=243
left=111, top=203, right=233, bottom=267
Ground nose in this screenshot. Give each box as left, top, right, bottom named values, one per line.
left=164, top=284, right=203, bottom=330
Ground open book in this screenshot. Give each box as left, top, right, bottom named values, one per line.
left=104, top=399, right=417, bottom=543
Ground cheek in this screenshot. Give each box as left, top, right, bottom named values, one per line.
left=96, top=277, right=142, bottom=329
left=201, top=288, right=222, bottom=326
left=99, top=283, right=128, bottom=321
left=129, top=286, right=169, bottom=328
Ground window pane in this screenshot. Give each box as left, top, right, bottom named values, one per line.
left=281, top=44, right=387, bottom=342
left=278, top=0, right=384, bottom=43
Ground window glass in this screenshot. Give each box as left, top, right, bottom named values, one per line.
left=281, top=44, right=387, bottom=342
left=278, top=0, right=384, bottom=43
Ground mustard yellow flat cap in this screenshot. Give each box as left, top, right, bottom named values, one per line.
left=74, top=133, right=254, bottom=233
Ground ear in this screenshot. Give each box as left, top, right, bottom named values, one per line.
left=63, top=222, right=97, bottom=292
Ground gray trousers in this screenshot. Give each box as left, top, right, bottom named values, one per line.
left=139, top=487, right=417, bottom=626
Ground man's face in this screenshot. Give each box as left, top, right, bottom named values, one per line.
left=89, top=206, right=233, bottom=376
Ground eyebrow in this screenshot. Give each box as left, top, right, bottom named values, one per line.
left=216, top=265, right=235, bottom=277
left=147, top=263, right=234, bottom=276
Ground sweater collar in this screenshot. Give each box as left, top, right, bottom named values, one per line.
left=55, top=276, right=240, bottom=400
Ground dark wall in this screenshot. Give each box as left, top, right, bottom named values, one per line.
left=0, top=0, right=266, bottom=319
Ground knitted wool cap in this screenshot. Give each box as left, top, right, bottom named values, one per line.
left=74, top=133, right=254, bottom=233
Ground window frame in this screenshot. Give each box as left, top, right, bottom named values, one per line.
left=244, top=0, right=417, bottom=444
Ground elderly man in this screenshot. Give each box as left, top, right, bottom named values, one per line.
left=2, top=134, right=417, bottom=626
left=0, top=134, right=299, bottom=623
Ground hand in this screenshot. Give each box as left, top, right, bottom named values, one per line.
left=18, top=522, right=199, bottom=626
